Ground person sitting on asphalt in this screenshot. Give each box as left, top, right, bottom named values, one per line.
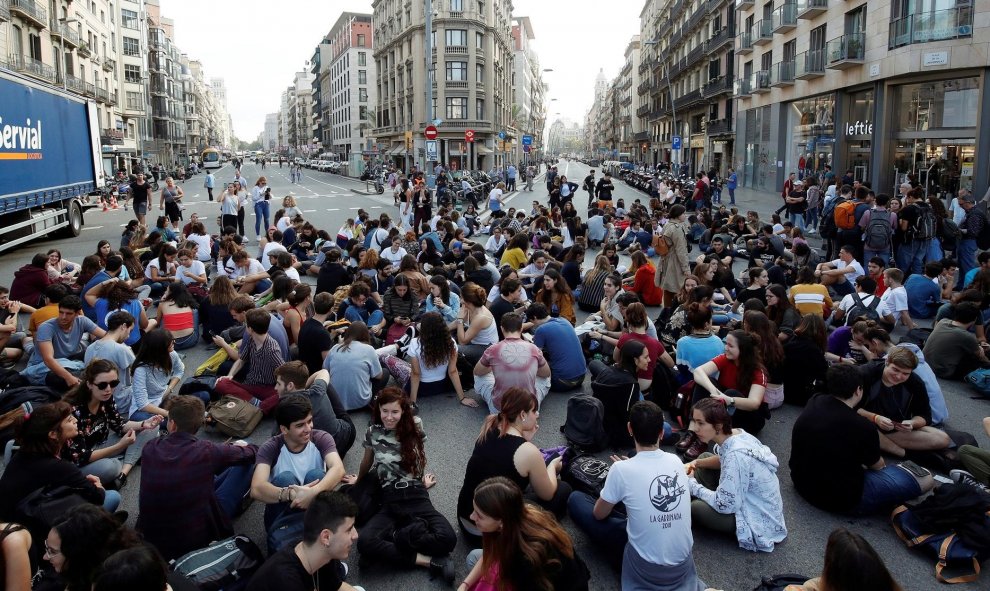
left=685, top=398, right=787, bottom=552
left=21, top=295, right=106, bottom=389
left=789, top=363, right=935, bottom=515
left=857, top=347, right=953, bottom=460
left=530, top=303, right=587, bottom=392
left=922, top=301, right=990, bottom=380
left=815, top=245, right=864, bottom=298
left=214, top=308, right=284, bottom=415
left=903, top=261, right=944, bottom=319
left=136, top=396, right=257, bottom=561
left=250, top=395, right=345, bottom=544
left=787, top=528, right=904, bottom=591
left=324, top=322, right=387, bottom=412
left=863, top=326, right=949, bottom=427
left=568, top=401, right=708, bottom=589
left=832, top=276, right=880, bottom=327
left=473, top=313, right=551, bottom=414
left=273, top=361, right=356, bottom=460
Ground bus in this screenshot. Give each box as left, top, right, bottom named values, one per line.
left=201, top=148, right=221, bottom=170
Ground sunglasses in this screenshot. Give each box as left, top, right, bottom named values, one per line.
left=94, top=380, right=121, bottom=390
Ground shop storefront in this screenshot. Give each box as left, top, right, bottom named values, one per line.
left=742, top=105, right=776, bottom=192
left=785, top=93, right=835, bottom=183
left=840, top=88, right=875, bottom=184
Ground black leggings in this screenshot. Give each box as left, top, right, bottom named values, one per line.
left=358, top=487, right=456, bottom=566
left=237, top=207, right=246, bottom=236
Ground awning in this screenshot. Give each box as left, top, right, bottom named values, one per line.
left=387, top=145, right=404, bottom=156
left=475, top=144, right=491, bottom=154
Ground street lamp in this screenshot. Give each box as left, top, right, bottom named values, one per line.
left=58, top=18, right=80, bottom=91
left=643, top=40, right=678, bottom=168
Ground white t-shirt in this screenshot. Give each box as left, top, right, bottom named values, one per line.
left=282, top=267, right=301, bottom=282
left=485, top=234, right=506, bottom=253
left=177, top=260, right=206, bottom=285
left=878, top=285, right=909, bottom=324
left=838, top=292, right=880, bottom=314
left=262, top=243, right=287, bottom=261
left=185, top=233, right=212, bottom=261
left=230, top=258, right=266, bottom=280
left=488, top=188, right=504, bottom=208
left=599, top=449, right=694, bottom=566
left=487, top=285, right=529, bottom=304
left=144, top=258, right=175, bottom=281
left=407, top=337, right=455, bottom=383
left=381, top=246, right=407, bottom=265
left=369, top=228, right=390, bottom=252
left=830, top=258, right=864, bottom=285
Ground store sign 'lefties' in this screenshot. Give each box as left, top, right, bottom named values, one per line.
left=845, top=120, right=873, bottom=136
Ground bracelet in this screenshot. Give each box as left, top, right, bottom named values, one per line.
left=872, top=414, right=879, bottom=424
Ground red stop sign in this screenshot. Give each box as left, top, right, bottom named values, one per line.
left=425, top=125, right=438, bottom=140
left=465, top=129, right=475, bottom=143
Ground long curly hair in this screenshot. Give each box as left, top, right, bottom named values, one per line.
left=743, top=310, right=784, bottom=367
left=99, top=280, right=138, bottom=311
left=474, top=477, right=575, bottom=591
left=371, top=387, right=425, bottom=478
left=53, top=505, right=142, bottom=591
left=417, top=312, right=454, bottom=369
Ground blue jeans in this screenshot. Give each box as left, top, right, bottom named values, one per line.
left=103, top=490, right=121, bottom=512
left=568, top=491, right=628, bottom=566
left=896, top=240, right=930, bottom=276
left=254, top=200, right=271, bottom=237
left=173, top=310, right=200, bottom=350
left=789, top=211, right=806, bottom=232
left=853, top=464, right=922, bottom=515
left=727, top=187, right=736, bottom=204
left=863, top=248, right=891, bottom=267
left=265, top=468, right=326, bottom=530
left=833, top=279, right=854, bottom=297
left=343, top=306, right=384, bottom=327
left=214, top=464, right=255, bottom=519
left=958, top=238, right=978, bottom=288
left=804, top=206, right=819, bottom=230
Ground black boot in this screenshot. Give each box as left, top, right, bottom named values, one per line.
left=428, top=556, right=455, bottom=586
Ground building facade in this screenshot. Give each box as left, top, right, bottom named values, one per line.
left=263, top=112, right=279, bottom=151
left=371, top=0, right=516, bottom=171
left=511, top=16, right=548, bottom=165
left=733, top=0, right=990, bottom=198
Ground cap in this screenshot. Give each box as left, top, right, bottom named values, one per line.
left=451, top=241, right=463, bottom=250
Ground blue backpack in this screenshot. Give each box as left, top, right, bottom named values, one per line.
left=964, top=368, right=990, bottom=398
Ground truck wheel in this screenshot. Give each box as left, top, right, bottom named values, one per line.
left=63, top=202, right=83, bottom=237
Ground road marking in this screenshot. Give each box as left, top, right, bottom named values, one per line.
left=302, top=209, right=315, bottom=213
left=83, top=226, right=104, bottom=230
left=371, top=206, right=382, bottom=209
left=327, top=208, right=340, bottom=211
left=349, top=207, right=360, bottom=210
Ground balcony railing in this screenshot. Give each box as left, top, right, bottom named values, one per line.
left=734, top=77, right=752, bottom=97
left=797, top=0, right=827, bottom=19
left=673, top=88, right=703, bottom=109
left=9, top=0, right=45, bottom=28
left=7, top=53, right=55, bottom=83
left=752, top=19, right=772, bottom=45
left=826, top=32, right=865, bottom=68
left=702, top=75, right=733, bottom=98
left=444, top=45, right=468, bottom=54
left=77, top=41, right=92, bottom=58
left=770, top=60, right=795, bottom=86
left=771, top=3, right=798, bottom=32
left=888, top=7, right=973, bottom=49
left=707, top=117, right=733, bottom=136
left=736, top=0, right=754, bottom=8
left=795, top=49, right=825, bottom=78
left=50, top=19, right=80, bottom=47
left=65, top=73, right=85, bottom=94
left=103, top=57, right=115, bottom=72
left=737, top=30, right=754, bottom=53
left=751, top=70, right=771, bottom=93
left=706, top=26, right=733, bottom=54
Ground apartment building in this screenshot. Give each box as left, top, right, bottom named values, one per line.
left=586, top=68, right=609, bottom=155
left=116, top=0, right=149, bottom=171
left=263, top=112, right=279, bottom=151
left=510, top=16, right=548, bottom=165
left=371, top=0, right=515, bottom=170
left=733, top=0, right=989, bottom=197
left=183, top=58, right=227, bottom=158
left=617, top=36, right=642, bottom=157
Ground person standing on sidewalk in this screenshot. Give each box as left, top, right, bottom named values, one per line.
left=203, top=170, right=215, bottom=202
left=776, top=172, right=796, bottom=216
left=506, top=164, right=517, bottom=192
left=956, top=191, right=986, bottom=289
left=584, top=170, right=596, bottom=208
left=525, top=165, right=535, bottom=191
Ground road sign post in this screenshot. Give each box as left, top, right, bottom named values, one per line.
left=465, top=129, right=475, bottom=143
left=672, top=135, right=682, bottom=151
left=425, top=125, right=438, bottom=140
left=426, top=140, right=438, bottom=162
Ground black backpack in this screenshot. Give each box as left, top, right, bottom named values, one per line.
left=562, top=452, right=611, bottom=497
left=864, top=209, right=893, bottom=251
left=819, top=197, right=843, bottom=239
left=170, top=535, right=264, bottom=591
left=560, top=395, right=607, bottom=452
left=913, top=203, right=937, bottom=240
left=845, top=292, right=881, bottom=325
left=751, top=574, right=813, bottom=591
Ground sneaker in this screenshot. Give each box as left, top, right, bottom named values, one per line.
left=683, top=436, right=708, bottom=461
left=428, top=556, right=455, bottom=586
left=950, top=469, right=990, bottom=493
left=113, top=472, right=128, bottom=490
left=675, top=430, right=698, bottom=453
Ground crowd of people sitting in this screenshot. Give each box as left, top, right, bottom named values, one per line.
left=0, top=164, right=988, bottom=591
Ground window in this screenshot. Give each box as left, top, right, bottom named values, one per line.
left=451, top=0, right=463, bottom=10
left=446, top=97, right=468, bottom=119
left=446, top=61, right=467, bottom=81
left=357, top=34, right=366, bottom=47
left=121, top=9, right=138, bottom=29
left=124, top=64, right=141, bottom=83
left=123, top=36, right=140, bottom=56
left=445, top=29, right=467, bottom=46
left=476, top=32, right=484, bottom=49
left=29, top=34, right=41, bottom=60
left=359, top=88, right=368, bottom=102
left=476, top=98, right=484, bottom=120
left=358, top=70, right=367, bottom=84
left=11, top=25, right=22, bottom=57
left=126, top=91, right=142, bottom=110
left=358, top=51, right=366, bottom=66
left=476, top=63, right=483, bottom=83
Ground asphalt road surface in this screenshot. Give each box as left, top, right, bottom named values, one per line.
left=0, top=159, right=986, bottom=591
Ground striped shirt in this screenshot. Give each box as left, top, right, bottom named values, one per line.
left=789, top=283, right=834, bottom=317
left=238, top=335, right=283, bottom=386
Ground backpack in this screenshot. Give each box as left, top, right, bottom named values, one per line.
left=266, top=510, right=305, bottom=555
left=819, top=197, right=843, bottom=238
left=845, top=292, right=881, bottom=325
left=751, top=574, right=814, bottom=591
left=170, top=535, right=264, bottom=591
left=941, top=218, right=962, bottom=249
left=913, top=203, right=937, bottom=240
left=208, top=396, right=263, bottom=438
left=562, top=452, right=611, bottom=497
left=964, top=368, right=990, bottom=398
left=560, top=395, right=607, bottom=452
left=833, top=200, right=857, bottom=230
left=864, top=209, right=893, bottom=251
left=899, top=327, right=933, bottom=348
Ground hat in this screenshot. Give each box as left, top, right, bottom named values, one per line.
left=793, top=180, right=803, bottom=186
left=451, top=241, right=463, bottom=250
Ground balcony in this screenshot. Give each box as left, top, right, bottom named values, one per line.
left=445, top=45, right=468, bottom=54
left=445, top=80, right=468, bottom=90
left=7, top=53, right=55, bottom=83
left=736, top=0, right=754, bottom=8
left=797, top=0, right=827, bottom=19
left=707, top=117, right=733, bottom=136
left=636, top=104, right=652, bottom=117
left=77, top=41, right=92, bottom=58
left=734, top=77, right=752, bottom=97
left=771, top=3, right=797, bottom=33
left=737, top=30, right=754, bottom=54
left=83, top=82, right=96, bottom=99
left=673, top=88, right=704, bottom=110
left=752, top=19, right=772, bottom=45
left=770, top=60, right=795, bottom=86
left=795, top=49, right=825, bottom=79
left=888, top=7, right=973, bottom=49
left=706, top=26, right=733, bottom=53
left=9, top=0, right=45, bottom=28
left=702, top=74, right=733, bottom=98
left=826, top=33, right=865, bottom=69
left=685, top=4, right=708, bottom=34
left=65, top=73, right=85, bottom=94
left=751, top=70, right=771, bottom=93
left=101, top=128, right=124, bottom=145
left=686, top=44, right=705, bottom=67
left=0, top=0, right=8, bottom=22
left=50, top=19, right=80, bottom=47
left=103, top=57, right=114, bottom=72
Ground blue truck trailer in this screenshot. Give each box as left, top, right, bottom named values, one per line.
left=0, top=69, right=100, bottom=252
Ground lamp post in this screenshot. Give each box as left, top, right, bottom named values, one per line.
left=642, top=40, right=678, bottom=169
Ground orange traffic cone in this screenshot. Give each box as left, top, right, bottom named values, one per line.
left=109, top=193, right=119, bottom=209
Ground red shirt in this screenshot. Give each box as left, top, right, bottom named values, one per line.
left=712, top=354, right=767, bottom=392
left=617, top=332, right=665, bottom=380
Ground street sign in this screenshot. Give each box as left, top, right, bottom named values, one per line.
left=426, top=140, right=438, bottom=161
left=465, top=129, right=475, bottom=143
left=672, top=135, right=682, bottom=150
left=498, top=130, right=506, bottom=140
left=404, top=131, right=413, bottom=150
left=522, top=134, right=533, bottom=146
left=523, top=145, right=531, bottom=153
left=425, top=125, right=438, bottom=140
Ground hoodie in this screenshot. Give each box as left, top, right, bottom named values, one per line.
left=688, top=431, right=788, bottom=552
left=10, top=264, right=52, bottom=307
left=889, top=343, right=948, bottom=425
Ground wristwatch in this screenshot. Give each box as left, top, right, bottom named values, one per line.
left=726, top=396, right=735, bottom=407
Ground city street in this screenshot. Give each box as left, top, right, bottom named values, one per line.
left=0, top=159, right=985, bottom=591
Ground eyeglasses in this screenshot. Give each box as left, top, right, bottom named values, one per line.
left=93, top=380, right=121, bottom=390
left=44, top=540, right=61, bottom=557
